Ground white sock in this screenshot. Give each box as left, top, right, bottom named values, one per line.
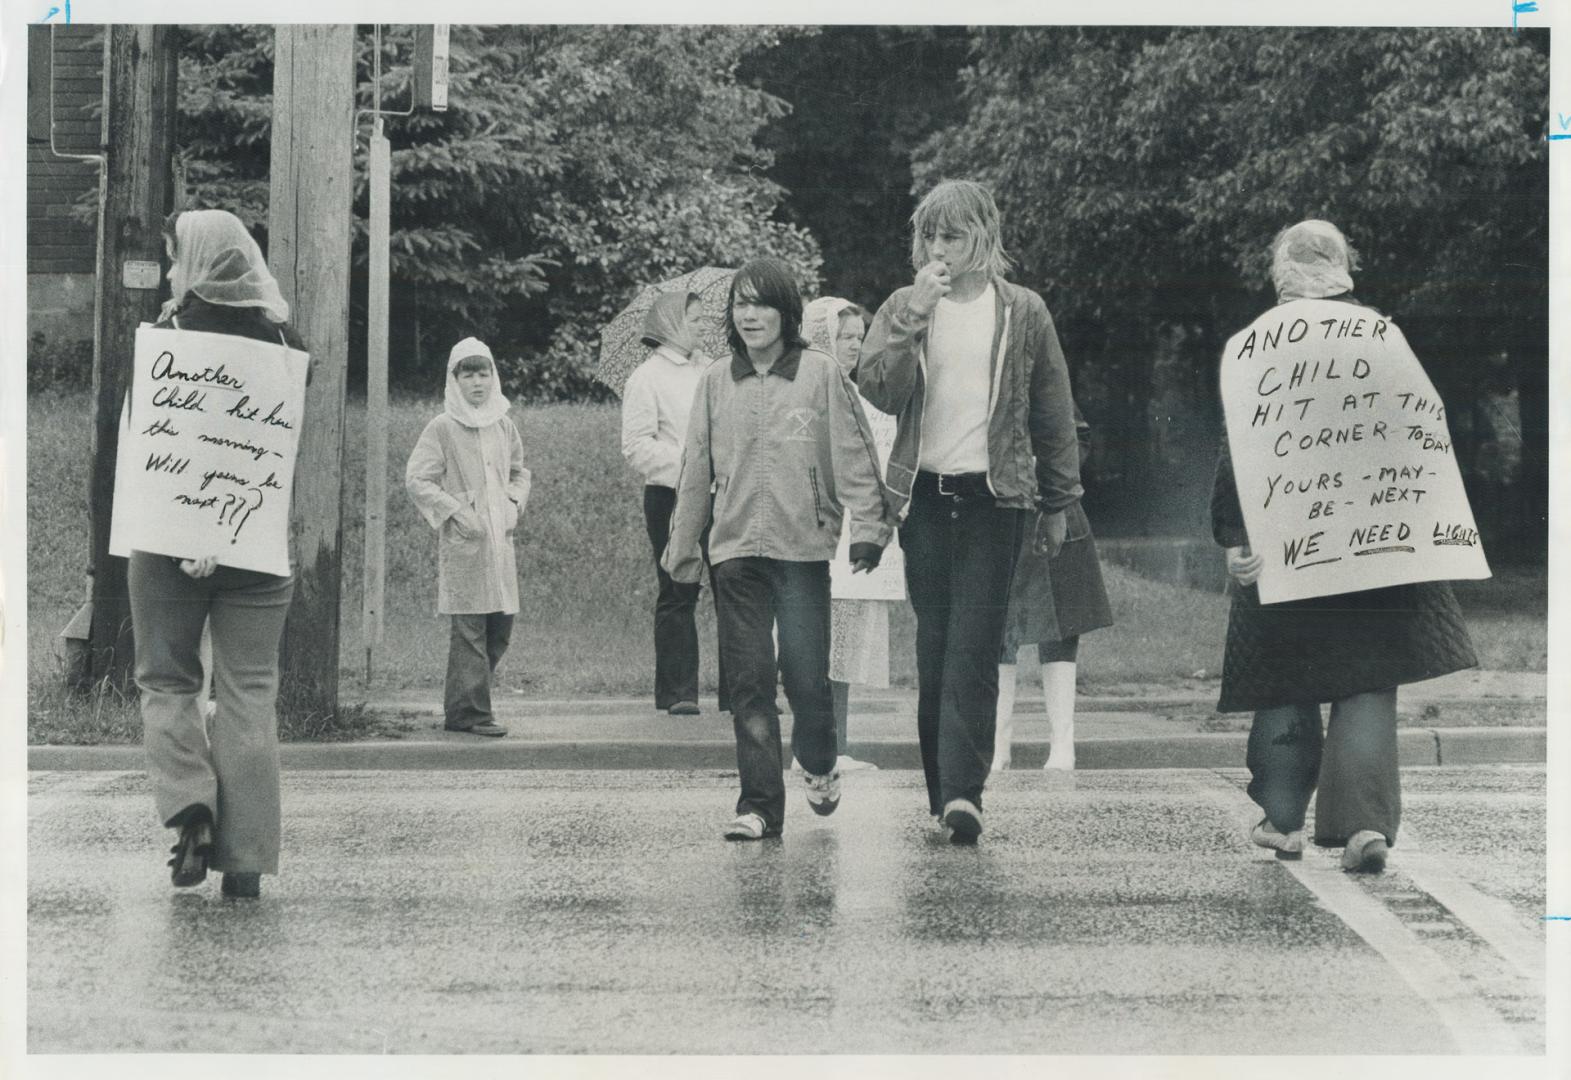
left=992, top=663, right=1018, bottom=770
left=1043, top=661, right=1077, bottom=770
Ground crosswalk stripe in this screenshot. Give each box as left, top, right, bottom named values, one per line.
left=1393, top=838, right=1545, bottom=987
left=1193, top=772, right=1525, bottom=1055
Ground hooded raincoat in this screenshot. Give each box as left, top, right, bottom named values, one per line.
left=405, top=339, right=532, bottom=615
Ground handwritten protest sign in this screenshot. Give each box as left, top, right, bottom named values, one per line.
left=109, top=326, right=310, bottom=576
left=1220, top=298, right=1489, bottom=605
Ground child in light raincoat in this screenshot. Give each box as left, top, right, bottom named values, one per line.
left=406, top=338, right=532, bottom=736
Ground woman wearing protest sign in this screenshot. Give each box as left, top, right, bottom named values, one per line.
left=1211, top=220, right=1478, bottom=873
left=129, top=209, right=305, bottom=900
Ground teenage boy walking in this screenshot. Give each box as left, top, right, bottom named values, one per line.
left=663, top=258, right=891, bottom=841
left=859, top=180, right=1083, bottom=843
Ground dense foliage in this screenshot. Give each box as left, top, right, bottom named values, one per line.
left=95, top=24, right=1546, bottom=548
left=174, top=25, right=821, bottom=399
left=916, top=27, right=1549, bottom=546
left=739, top=26, right=971, bottom=311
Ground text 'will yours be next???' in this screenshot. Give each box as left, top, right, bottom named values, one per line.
left=1219, top=297, right=1490, bottom=606
left=109, top=326, right=310, bottom=577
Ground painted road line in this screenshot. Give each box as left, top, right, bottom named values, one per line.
left=1393, top=840, right=1545, bottom=987
left=1193, top=772, right=1525, bottom=1055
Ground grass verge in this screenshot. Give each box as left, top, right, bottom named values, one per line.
left=26, top=389, right=1547, bottom=742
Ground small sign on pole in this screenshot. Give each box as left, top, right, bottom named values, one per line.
left=122, top=260, right=161, bottom=289
left=413, top=25, right=449, bottom=112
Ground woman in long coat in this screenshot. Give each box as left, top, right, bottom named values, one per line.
left=1212, top=220, right=1478, bottom=873
left=991, top=405, right=1113, bottom=771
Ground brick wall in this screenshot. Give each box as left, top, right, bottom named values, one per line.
left=27, top=24, right=103, bottom=276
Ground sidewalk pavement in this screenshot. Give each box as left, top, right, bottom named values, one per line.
left=29, top=669, right=1547, bottom=772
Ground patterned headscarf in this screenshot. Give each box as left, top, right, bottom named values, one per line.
left=444, top=337, right=511, bottom=428
left=640, top=291, right=699, bottom=355
left=168, top=209, right=290, bottom=323
left=1271, top=220, right=1357, bottom=301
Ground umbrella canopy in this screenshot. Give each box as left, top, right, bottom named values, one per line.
left=596, top=266, right=736, bottom=397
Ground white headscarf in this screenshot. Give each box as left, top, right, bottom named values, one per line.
left=1271, top=219, right=1357, bottom=301
left=802, top=296, right=857, bottom=372
left=444, top=337, right=511, bottom=428
left=168, top=209, right=290, bottom=323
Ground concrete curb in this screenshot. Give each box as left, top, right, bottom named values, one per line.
left=27, top=726, right=1546, bottom=772
left=365, top=694, right=1549, bottom=718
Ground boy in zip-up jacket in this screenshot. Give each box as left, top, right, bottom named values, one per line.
left=857, top=179, right=1084, bottom=844
left=663, top=258, right=892, bottom=841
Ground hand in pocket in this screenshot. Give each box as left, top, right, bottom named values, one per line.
left=450, top=507, right=485, bottom=541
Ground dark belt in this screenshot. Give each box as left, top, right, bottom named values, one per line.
left=914, top=470, right=993, bottom=499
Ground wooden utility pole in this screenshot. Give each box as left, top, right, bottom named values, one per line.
left=268, top=25, right=355, bottom=720
left=88, top=25, right=178, bottom=689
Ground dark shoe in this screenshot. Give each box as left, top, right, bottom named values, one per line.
left=1342, top=830, right=1389, bottom=874
left=942, top=798, right=983, bottom=844
left=446, top=720, right=508, bottom=737
left=168, top=819, right=213, bottom=888
left=221, top=872, right=261, bottom=898
left=667, top=700, right=700, bottom=716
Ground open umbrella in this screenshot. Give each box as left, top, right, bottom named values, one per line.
left=596, top=266, right=736, bottom=397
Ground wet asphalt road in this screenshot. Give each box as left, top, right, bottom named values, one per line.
left=27, top=766, right=1546, bottom=1055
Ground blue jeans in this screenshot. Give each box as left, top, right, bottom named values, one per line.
left=902, top=479, right=1027, bottom=815
left=1247, top=688, right=1400, bottom=845
left=129, top=550, right=293, bottom=874
left=713, top=558, right=836, bottom=833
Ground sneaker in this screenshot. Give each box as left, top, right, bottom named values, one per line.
left=941, top=798, right=983, bottom=842
left=835, top=754, right=877, bottom=773
left=723, top=812, right=769, bottom=841
left=803, top=770, right=841, bottom=816
left=1341, top=830, right=1389, bottom=874
left=1250, top=818, right=1306, bottom=860
left=668, top=700, right=700, bottom=716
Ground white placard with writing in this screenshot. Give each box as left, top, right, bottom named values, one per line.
left=109, top=326, right=310, bottom=576
left=1220, top=298, right=1489, bottom=605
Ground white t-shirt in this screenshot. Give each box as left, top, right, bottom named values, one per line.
left=918, top=282, right=995, bottom=474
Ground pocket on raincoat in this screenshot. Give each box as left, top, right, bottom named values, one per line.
left=1064, top=502, right=1092, bottom=542
left=443, top=492, right=483, bottom=546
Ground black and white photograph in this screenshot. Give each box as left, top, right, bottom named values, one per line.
left=2, top=0, right=1565, bottom=1074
